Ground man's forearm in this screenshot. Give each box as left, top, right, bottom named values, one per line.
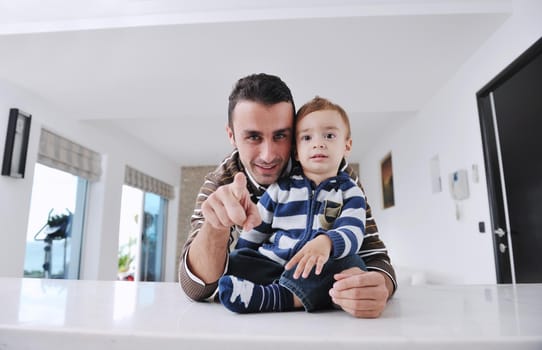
left=380, top=271, right=395, bottom=300
left=186, top=223, right=230, bottom=284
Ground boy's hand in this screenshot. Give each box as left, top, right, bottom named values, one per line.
left=285, top=235, right=332, bottom=279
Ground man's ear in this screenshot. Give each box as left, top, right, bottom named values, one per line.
left=344, top=138, right=352, bottom=157
left=226, top=124, right=236, bottom=147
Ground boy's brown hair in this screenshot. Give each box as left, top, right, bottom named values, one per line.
left=296, top=96, right=351, bottom=138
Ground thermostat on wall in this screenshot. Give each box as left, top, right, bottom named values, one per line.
left=449, top=169, right=469, bottom=200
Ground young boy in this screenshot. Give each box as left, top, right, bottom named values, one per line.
left=218, top=96, right=368, bottom=313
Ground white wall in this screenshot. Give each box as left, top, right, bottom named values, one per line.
left=0, top=80, right=180, bottom=281
left=3, top=0, right=540, bottom=286
left=358, top=0, right=542, bottom=285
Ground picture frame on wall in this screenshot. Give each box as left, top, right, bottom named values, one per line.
left=2, top=108, right=32, bottom=178
left=381, top=152, right=395, bottom=209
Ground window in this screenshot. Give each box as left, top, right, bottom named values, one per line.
left=118, top=166, right=172, bottom=282
left=24, top=163, right=88, bottom=278
left=117, top=185, right=168, bottom=281
left=24, top=128, right=100, bottom=279
left=140, top=191, right=167, bottom=281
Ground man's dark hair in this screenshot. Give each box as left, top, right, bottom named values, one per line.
left=228, top=73, right=295, bottom=128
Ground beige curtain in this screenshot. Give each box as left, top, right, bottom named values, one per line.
left=125, top=165, right=174, bottom=200
left=38, top=129, right=102, bottom=181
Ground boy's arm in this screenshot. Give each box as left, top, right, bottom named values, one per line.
left=325, top=184, right=366, bottom=259
left=284, top=234, right=332, bottom=279
left=284, top=184, right=364, bottom=278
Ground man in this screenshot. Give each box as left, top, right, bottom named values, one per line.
left=179, top=73, right=396, bottom=318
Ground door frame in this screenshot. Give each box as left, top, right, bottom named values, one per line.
left=476, top=36, right=542, bottom=283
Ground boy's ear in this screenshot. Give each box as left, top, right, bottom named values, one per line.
left=344, top=138, right=352, bottom=157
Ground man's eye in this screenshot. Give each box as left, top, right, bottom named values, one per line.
left=247, top=135, right=261, bottom=142
left=274, top=133, right=287, bottom=140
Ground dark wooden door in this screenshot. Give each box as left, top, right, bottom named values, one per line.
left=478, top=37, right=542, bottom=283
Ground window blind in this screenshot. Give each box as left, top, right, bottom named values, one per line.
left=38, top=129, right=102, bottom=181
left=124, top=165, right=174, bottom=200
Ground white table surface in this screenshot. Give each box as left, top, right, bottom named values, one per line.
left=0, top=277, right=541, bottom=350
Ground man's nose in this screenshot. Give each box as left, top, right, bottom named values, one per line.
left=260, top=140, right=275, bottom=162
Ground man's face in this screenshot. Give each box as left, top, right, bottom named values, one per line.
left=227, top=101, right=294, bottom=186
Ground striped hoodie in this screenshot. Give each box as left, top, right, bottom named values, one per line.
left=237, top=167, right=366, bottom=265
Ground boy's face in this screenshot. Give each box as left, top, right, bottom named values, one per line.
left=295, top=110, right=352, bottom=184
left=227, top=100, right=294, bottom=186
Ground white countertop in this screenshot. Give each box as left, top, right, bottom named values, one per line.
left=1, top=278, right=541, bottom=350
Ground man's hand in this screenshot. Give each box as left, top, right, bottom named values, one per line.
left=285, top=235, right=332, bottom=279
left=188, top=173, right=261, bottom=284
left=329, top=267, right=392, bottom=318
left=201, top=172, right=261, bottom=232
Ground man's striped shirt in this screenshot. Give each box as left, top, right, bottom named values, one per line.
left=179, top=150, right=397, bottom=301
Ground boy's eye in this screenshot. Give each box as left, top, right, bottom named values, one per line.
left=325, top=133, right=336, bottom=139
left=300, top=135, right=311, bottom=141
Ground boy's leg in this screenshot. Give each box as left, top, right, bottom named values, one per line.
left=219, top=248, right=294, bottom=313
left=226, top=248, right=283, bottom=285
left=279, top=254, right=367, bottom=312
left=218, top=275, right=294, bottom=313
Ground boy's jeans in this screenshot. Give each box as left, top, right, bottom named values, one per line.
left=226, top=247, right=367, bottom=312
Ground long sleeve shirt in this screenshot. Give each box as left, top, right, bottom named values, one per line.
left=179, top=150, right=397, bottom=300
left=237, top=169, right=366, bottom=265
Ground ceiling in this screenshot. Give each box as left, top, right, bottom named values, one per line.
left=0, top=0, right=511, bottom=165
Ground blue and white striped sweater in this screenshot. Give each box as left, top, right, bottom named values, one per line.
left=236, top=170, right=366, bottom=266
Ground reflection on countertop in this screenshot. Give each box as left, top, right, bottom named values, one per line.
left=1, top=278, right=541, bottom=350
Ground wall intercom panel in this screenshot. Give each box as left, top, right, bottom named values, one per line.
left=449, top=169, right=469, bottom=200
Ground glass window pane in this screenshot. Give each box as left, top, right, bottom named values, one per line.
left=118, top=186, right=167, bottom=282
left=24, top=163, right=87, bottom=279
left=140, top=193, right=167, bottom=281
left=118, top=185, right=143, bottom=281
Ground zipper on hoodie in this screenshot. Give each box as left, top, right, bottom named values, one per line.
left=291, top=177, right=330, bottom=254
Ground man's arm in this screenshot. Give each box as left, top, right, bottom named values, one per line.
left=330, top=267, right=391, bottom=318
left=333, top=164, right=397, bottom=318
left=179, top=171, right=226, bottom=300
left=358, top=200, right=397, bottom=293
left=179, top=173, right=260, bottom=300
left=343, top=163, right=397, bottom=293
left=183, top=223, right=230, bottom=288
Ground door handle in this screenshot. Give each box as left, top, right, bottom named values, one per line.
left=494, top=227, right=506, bottom=238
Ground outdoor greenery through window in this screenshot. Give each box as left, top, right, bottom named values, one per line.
left=118, top=185, right=167, bottom=282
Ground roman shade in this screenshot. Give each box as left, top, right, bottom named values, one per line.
left=38, top=129, right=102, bottom=181
left=125, top=165, right=174, bottom=200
